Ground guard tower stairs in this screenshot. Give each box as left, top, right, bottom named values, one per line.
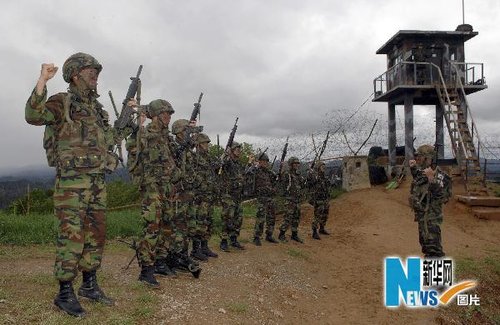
left=434, top=63, right=488, bottom=196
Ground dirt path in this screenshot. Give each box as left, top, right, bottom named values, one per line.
left=1, top=182, right=498, bottom=324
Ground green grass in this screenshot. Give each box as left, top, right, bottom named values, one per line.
left=287, top=248, right=309, bottom=260
left=226, top=302, right=248, bottom=313
left=0, top=209, right=142, bottom=245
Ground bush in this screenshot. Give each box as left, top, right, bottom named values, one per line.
left=107, top=180, right=140, bottom=209
left=8, top=188, right=54, bottom=215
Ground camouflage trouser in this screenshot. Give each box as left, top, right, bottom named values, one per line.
left=254, top=198, right=276, bottom=238
left=415, top=209, right=444, bottom=257
left=137, top=182, right=172, bottom=266
left=165, top=196, right=195, bottom=254
left=312, top=200, right=329, bottom=229
left=221, top=196, right=243, bottom=240
left=195, top=197, right=215, bottom=240
left=279, top=199, right=300, bottom=234
left=53, top=172, right=106, bottom=281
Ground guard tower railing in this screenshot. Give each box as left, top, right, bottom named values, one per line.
left=373, top=61, right=485, bottom=97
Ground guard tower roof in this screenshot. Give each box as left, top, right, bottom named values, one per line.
left=376, top=27, right=478, bottom=55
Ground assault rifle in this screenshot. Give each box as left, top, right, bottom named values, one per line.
left=310, top=131, right=329, bottom=170
left=114, top=65, right=143, bottom=129
left=117, top=239, right=139, bottom=270
left=190, top=92, right=203, bottom=122
left=108, top=91, right=126, bottom=168
left=218, top=117, right=239, bottom=175
left=276, top=136, right=289, bottom=181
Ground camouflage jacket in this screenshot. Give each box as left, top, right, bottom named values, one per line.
left=172, top=139, right=201, bottom=198
left=307, top=170, right=330, bottom=202
left=195, top=151, right=219, bottom=201
left=280, top=169, right=303, bottom=203
left=410, top=166, right=452, bottom=212
left=25, top=85, right=130, bottom=176
left=254, top=166, right=277, bottom=199
left=136, top=120, right=178, bottom=187
left=220, top=157, right=245, bottom=201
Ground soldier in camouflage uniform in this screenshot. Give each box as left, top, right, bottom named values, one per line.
left=25, top=53, right=128, bottom=317
left=278, top=157, right=305, bottom=243
left=307, top=161, right=331, bottom=240
left=251, top=153, right=279, bottom=246
left=219, top=142, right=246, bottom=252
left=167, top=119, right=202, bottom=275
left=409, top=145, right=452, bottom=258
left=132, top=99, right=177, bottom=287
left=192, top=133, right=219, bottom=259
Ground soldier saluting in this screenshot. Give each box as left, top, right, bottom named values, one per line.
left=25, top=53, right=133, bottom=317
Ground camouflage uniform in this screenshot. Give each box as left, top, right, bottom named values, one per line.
left=279, top=157, right=304, bottom=242
left=192, top=133, right=219, bottom=258
left=25, top=53, right=124, bottom=315
left=26, top=75, right=124, bottom=282
left=219, top=143, right=245, bottom=250
left=169, top=120, right=202, bottom=256
left=308, top=162, right=331, bottom=236
left=252, top=157, right=278, bottom=242
left=134, top=100, right=177, bottom=270
left=410, top=145, right=451, bottom=258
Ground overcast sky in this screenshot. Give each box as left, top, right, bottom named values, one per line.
left=1, top=0, right=499, bottom=172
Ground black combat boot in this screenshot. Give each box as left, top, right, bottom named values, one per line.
left=230, top=235, right=245, bottom=250
left=265, top=232, right=279, bottom=244
left=154, top=258, right=176, bottom=276
left=54, top=281, right=86, bottom=317
left=278, top=230, right=287, bottom=242
left=253, top=236, right=262, bottom=246
left=220, top=239, right=229, bottom=252
left=319, top=226, right=330, bottom=235
left=139, top=265, right=160, bottom=288
left=201, top=240, right=218, bottom=258
left=190, top=239, right=209, bottom=262
left=312, top=227, right=321, bottom=240
left=291, top=231, right=304, bottom=243
left=78, top=270, right=115, bottom=306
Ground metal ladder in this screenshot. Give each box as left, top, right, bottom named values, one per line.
left=432, top=63, right=488, bottom=195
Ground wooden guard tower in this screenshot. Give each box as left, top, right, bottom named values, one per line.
left=373, top=24, right=488, bottom=195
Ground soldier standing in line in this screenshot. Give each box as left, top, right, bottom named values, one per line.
left=192, top=133, right=219, bottom=259
left=308, top=161, right=332, bottom=240
left=25, top=53, right=130, bottom=317
left=252, top=152, right=279, bottom=246
left=167, top=119, right=202, bottom=275
left=131, top=99, right=177, bottom=287
left=409, top=145, right=452, bottom=258
left=278, top=157, right=305, bottom=243
left=219, top=142, right=246, bottom=252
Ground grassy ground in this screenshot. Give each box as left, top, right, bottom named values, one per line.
left=438, top=249, right=500, bottom=324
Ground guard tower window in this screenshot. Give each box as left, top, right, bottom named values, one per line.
left=356, top=161, right=361, bottom=168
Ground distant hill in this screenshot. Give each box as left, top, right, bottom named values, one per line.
left=0, top=165, right=130, bottom=209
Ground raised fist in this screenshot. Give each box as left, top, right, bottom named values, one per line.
left=40, top=63, right=58, bottom=82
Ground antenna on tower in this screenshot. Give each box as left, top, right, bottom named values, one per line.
left=462, top=0, right=465, bottom=24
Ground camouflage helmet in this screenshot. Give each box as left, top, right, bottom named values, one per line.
left=172, top=119, right=189, bottom=134
left=416, top=144, right=434, bottom=157
left=288, top=156, right=300, bottom=165
left=148, top=99, right=174, bottom=118
left=62, top=52, right=102, bottom=83
left=195, top=133, right=211, bottom=144
left=231, top=141, right=242, bottom=150
left=258, top=152, right=269, bottom=161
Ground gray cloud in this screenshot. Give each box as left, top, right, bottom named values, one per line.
left=1, top=0, right=499, bottom=170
